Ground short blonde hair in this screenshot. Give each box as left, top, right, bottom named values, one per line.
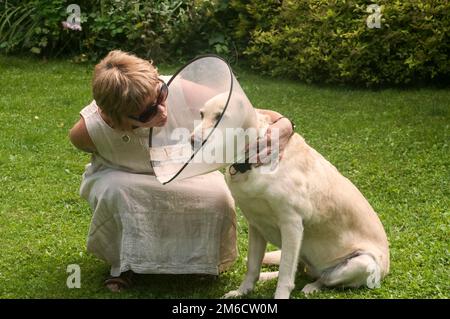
left=92, top=50, right=159, bottom=128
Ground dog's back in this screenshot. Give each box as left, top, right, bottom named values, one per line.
left=225, top=130, right=389, bottom=277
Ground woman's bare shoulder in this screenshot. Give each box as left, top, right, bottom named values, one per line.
left=69, top=116, right=97, bottom=153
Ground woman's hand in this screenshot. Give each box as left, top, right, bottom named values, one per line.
left=128, top=103, right=168, bottom=128
left=247, top=111, right=294, bottom=166
left=268, top=117, right=293, bottom=159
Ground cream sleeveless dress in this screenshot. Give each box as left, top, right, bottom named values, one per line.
left=79, top=77, right=237, bottom=277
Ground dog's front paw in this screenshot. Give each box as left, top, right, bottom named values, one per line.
left=274, top=290, right=291, bottom=299
left=301, top=282, right=322, bottom=296
left=223, top=289, right=244, bottom=299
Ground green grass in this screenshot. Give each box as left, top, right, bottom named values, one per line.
left=0, top=55, right=448, bottom=299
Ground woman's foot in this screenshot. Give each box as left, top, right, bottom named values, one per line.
left=104, top=270, right=134, bottom=292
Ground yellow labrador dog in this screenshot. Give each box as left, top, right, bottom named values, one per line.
left=192, top=93, right=389, bottom=299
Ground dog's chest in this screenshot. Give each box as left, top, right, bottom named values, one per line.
left=225, top=169, right=286, bottom=246
left=239, top=199, right=282, bottom=247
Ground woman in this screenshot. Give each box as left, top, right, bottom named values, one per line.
left=69, top=50, right=293, bottom=292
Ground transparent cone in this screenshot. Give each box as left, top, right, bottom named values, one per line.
left=149, top=55, right=257, bottom=184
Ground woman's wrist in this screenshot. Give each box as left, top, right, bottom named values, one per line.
left=271, top=116, right=295, bottom=137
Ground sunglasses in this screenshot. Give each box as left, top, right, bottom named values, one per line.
left=129, top=79, right=169, bottom=123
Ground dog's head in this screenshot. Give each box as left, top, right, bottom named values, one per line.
left=190, top=92, right=257, bottom=148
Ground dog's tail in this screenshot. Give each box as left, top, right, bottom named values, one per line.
left=262, top=250, right=281, bottom=266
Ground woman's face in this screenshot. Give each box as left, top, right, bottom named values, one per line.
left=122, top=80, right=169, bottom=130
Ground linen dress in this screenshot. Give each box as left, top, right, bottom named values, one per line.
left=78, top=80, right=237, bottom=277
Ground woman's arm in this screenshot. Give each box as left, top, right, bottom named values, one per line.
left=69, top=117, right=97, bottom=153
left=179, top=78, right=217, bottom=107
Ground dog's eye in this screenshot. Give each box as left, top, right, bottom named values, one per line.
left=215, top=113, right=222, bottom=121
left=200, top=111, right=204, bottom=119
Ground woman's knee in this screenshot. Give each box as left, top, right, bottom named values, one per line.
left=93, top=171, right=130, bottom=198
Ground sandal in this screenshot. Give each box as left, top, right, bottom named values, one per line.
left=104, top=271, right=134, bottom=292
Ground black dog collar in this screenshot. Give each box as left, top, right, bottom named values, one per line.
left=230, top=162, right=252, bottom=174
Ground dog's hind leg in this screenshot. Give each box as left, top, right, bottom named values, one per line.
left=259, top=271, right=279, bottom=281
left=258, top=250, right=281, bottom=281
left=275, top=221, right=304, bottom=299
left=302, top=253, right=381, bottom=295
left=224, top=225, right=267, bottom=298
left=262, top=250, right=281, bottom=265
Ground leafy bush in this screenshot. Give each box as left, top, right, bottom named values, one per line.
left=233, top=0, right=450, bottom=86
left=181, top=0, right=238, bottom=58
left=2, top=0, right=448, bottom=85
left=80, top=0, right=197, bottom=61
left=0, top=0, right=74, bottom=55
left=0, top=0, right=235, bottom=62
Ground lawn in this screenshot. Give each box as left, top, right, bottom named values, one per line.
left=0, top=55, right=448, bottom=299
